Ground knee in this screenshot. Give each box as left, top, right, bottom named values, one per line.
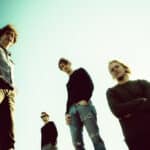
left=91, top=133, right=104, bottom=144
left=73, top=142, right=84, bottom=150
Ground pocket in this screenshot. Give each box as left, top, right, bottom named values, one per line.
left=90, top=104, right=97, bottom=115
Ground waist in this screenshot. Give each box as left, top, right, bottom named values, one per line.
left=75, top=100, right=90, bottom=106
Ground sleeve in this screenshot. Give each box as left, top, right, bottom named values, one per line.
left=41, top=128, right=43, bottom=149
left=77, top=68, right=94, bottom=100
left=50, top=122, right=58, bottom=145
left=0, top=49, right=6, bottom=77
left=0, top=49, right=14, bottom=89
left=66, top=99, right=70, bottom=114
left=136, top=80, right=150, bottom=111
left=66, top=85, right=71, bottom=114
left=106, top=88, right=144, bottom=118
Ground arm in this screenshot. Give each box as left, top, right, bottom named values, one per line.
left=0, top=49, right=14, bottom=89
left=50, top=122, right=58, bottom=145
left=77, top=68, right=94, bottom=100
left=136, top=80, right=150, bottom=111
left=106, top=88, right=144, bottom=118
left=66, top=99, right=70, bottom=114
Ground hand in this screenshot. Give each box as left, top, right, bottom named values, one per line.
left=124, top=113, right=132, bottom=118
left=8, top=148, right=14, bottom=150
left=136, top=97, right=148, bottom=102
left=65, top=114, right=71, bottom=125
left=142, top=98, right=148, bottom=102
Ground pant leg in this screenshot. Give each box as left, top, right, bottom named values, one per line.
left=69, top=105, right=85, bottom=150
left=42, top=143, right=57, bottom=150
left=77, top=103, right=106, bottom=150
left=0, top=90, right=15, bottom=150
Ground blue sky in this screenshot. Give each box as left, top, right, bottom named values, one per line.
left=1, top=0, right=150, bottom=149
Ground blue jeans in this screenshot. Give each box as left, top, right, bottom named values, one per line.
left=69, top=102, right=106, bottom=150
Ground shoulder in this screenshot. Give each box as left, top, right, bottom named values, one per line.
left=77, top=68, right=89, bottom=75
left=106, top=87, right=114, bottom=96
left=137, top=79, right=149, bottom=83
left=48, top=121, right=56, bottom=126
left=106, top=84, right=119, bottom=96
left=76, top=67, right=86, bottom=72
left=72, top=68, right=86, bottom=76
left=128, top=79, right=149, bottom=85
left=136, top=79, right=150, bottom=86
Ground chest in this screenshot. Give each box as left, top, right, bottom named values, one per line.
left=114, top=82, right=144, bottom=102
left=0, top=49, right=12, bottom=67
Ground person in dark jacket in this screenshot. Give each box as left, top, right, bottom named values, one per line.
left=106, top=59, right=150, bottom=150
left=41, top=112, right=58, bottom=150
left=0, top=24, right=17, bottom=150
left=58, top=58, right=106, bottom=150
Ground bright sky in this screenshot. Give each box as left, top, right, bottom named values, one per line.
left=1, top=0, right=150, bottom=150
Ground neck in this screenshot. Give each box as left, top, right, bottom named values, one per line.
left=117, top=75, right=129, bottom=85
left=68, top=69, right=74, bottom=76
left=0, top=42, right=9, bottom=50
left=44, top=120, right=49, bottom=124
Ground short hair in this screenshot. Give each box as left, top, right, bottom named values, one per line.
left=108, top=60, right=131, bottom=74
left=58, top=57, right=70, bottom=70
left=0, top=24, right=18, bottom=43
left=40, top=112, right=49, bottom=118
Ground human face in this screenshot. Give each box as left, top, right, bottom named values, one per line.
left=0, top=30, right=15, bottom=49
left=109, top=62, right=127, bottom=80
left=59, top=62, right=72, bottom=75
left=41, top=115, right=49, bottom=122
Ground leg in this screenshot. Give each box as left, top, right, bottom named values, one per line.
left=42, top=143, right=57, bottom=150
left=50, top=144, right=58, bottom=150
left=69, top=105, right=85, bottom=150
left=0, top=90, right=15, bottom=150
left=77, top=103, right=106, bottom=150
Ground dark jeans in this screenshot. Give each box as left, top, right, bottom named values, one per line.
left=69, top=102, right=106, bottom=150
left=0, top=89, right=15, bottom=150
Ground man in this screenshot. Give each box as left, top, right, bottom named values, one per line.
left=41, top=112, right=58, bottom=150
left=0, top=24, right=17, bottom=150
left=58, top=58, right=106, bottom=150
left=106, top=60, right=150, bottom=150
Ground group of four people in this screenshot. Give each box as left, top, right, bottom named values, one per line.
left=0, top=24, right=150, bottom=150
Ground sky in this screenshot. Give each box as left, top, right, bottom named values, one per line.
left=1, top=0, right=150, bottom=149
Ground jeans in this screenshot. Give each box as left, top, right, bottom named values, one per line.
left=69, top=102, right=106, bottom=150
left=42, top=143, right=57, bottom=150
left=0, top=89, right=15, bottom=150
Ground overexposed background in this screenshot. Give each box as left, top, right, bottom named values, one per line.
left=1, top=0, right=150, bottom=149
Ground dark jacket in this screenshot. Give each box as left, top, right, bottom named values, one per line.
left=66, top=68, right=94, bottom=113
left=41, top=121, right=58, bottom=148
left=106, top=79, right=150, bottom=140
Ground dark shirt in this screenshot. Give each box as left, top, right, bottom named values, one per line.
left=41, top=121, right=58, bottom=148
left=66, top=68, right=94, bottom=113
left=106, top=79, right=150, bottom=140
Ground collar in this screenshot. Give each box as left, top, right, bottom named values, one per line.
left=0, top=45, right=11, bottom=56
